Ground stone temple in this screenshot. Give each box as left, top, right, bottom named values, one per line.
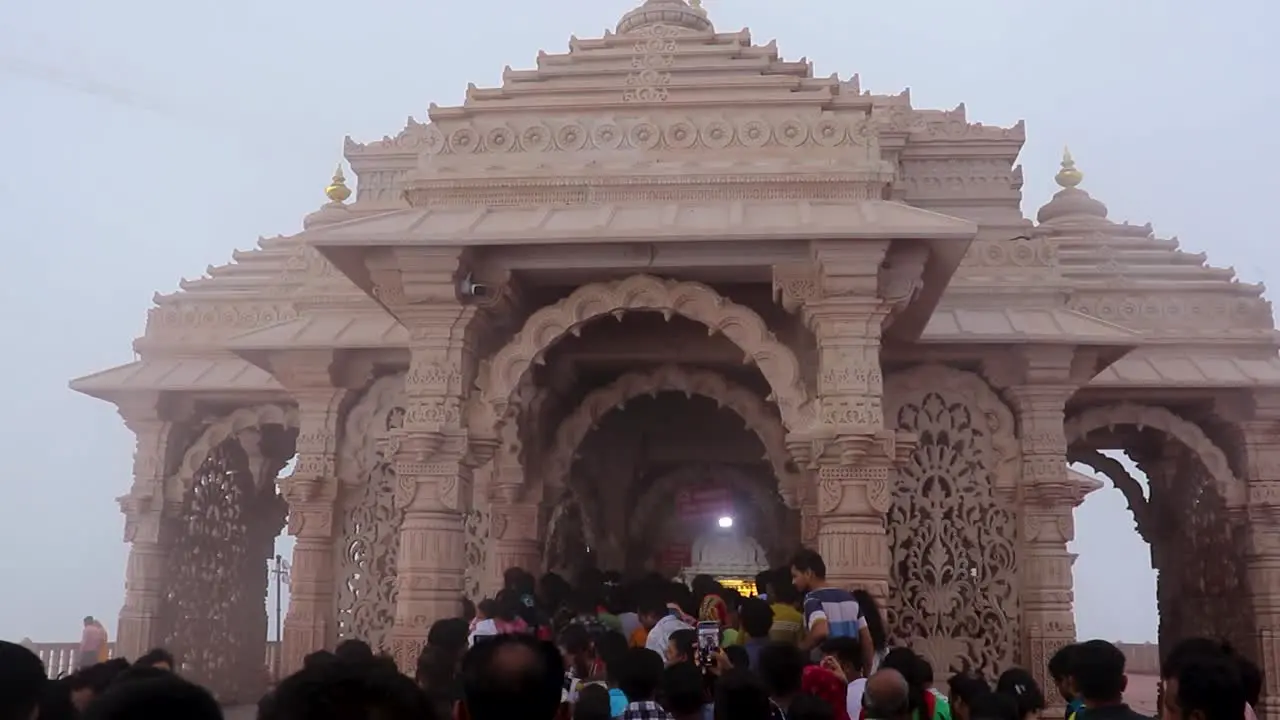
left=69, top=0, right=1280, bottom=710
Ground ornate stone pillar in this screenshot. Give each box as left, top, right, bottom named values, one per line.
left=780, top=243, right=915, bottom=603
left=486, top=425, right=544, bottom=589
left=271, top=351, right=344, bottom=675
left=115, top=395, right=183, bottom=662
left=1006, top=360, right=1079, bottom=713
left=1236, top=415, right=1280, bottom=718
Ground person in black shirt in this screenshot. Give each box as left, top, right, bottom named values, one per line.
left=1073, top=640, right=1149, bottom=720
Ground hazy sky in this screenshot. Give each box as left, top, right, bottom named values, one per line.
left=1, top=0, right=1272, bottom=644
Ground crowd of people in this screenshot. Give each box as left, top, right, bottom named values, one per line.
left=0, top=547, right=1263, bottom=720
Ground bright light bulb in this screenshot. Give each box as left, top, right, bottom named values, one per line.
left=717, top=516, right=734, bottom=528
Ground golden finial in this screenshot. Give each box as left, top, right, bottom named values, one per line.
left=1055, top=146, right=1083, bottom=189
left=324, top=164, right=352, bottom=204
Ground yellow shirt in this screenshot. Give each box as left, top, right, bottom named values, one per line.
left=769, top=603, right=805, bottom=645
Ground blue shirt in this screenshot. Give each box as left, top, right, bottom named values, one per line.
left=609, top=687, right=628, bottom=717
left=802, top=587, right=867, bottom=639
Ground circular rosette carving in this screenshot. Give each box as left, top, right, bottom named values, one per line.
left=519, top=124, right=553, bottom=152
left=420, top=124, right=447, bottom=155
left=664, top=120, right=698, bottom=149
left=556, top=123, right=588, bottom=151
left=736, top=119, right=772, bottom=148
left=484, top=126, right=516, bottom=153
left=593, top=123, right=623, bottom=149
left=628, top=121, right=661, bottom=150
left=811, top=118, right=846, bottom=147
left=448, top=127, right=480, bottom=153
left=776, top=119, right=809, bottom=147
left=701, top=120, right=734, bottom=149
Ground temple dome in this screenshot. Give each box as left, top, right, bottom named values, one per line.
left=616, top=0, right=713, bottom=35
left=1037, top=148, right=1109, bottom=224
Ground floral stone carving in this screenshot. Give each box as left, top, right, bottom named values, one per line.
left=334, top=375, right=407, bottom=652
left=884, top=365, right=1020, bottom=679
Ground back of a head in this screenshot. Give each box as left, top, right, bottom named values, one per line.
left=714, top=668, right=772, bottom=720
left=428, top=617, right=471, bottom=654
left=865, top=669, right=911, bottom=720
left=108, top=666, right=171, bottom=688
left=574, top=684, right=613, bottom=720
left=1161, top=637, right=1230, bottom=680
left=790, top=693, right=836, bottom=720
left=37, top=678, right=77, bottom=720
left=460, top=634, right=564, bottom=720
left=1235, top=654, right=1263, bottom=707
left=596, top=631, right=628, bottom=683
left=724, top=645, right=750, bottom=671
left=740, top=597, right=774, bottom=639
left=134, top=648, right=175, bottom=670
left=661, top=662, right=706, bottom=716
left=1048, top=644, right=1078, bottom=682
left=1177, top=655, right=1246, bottom=720
left=948, top=673, right=991, bottom=706
left=968, top=691, right=1021, bottom=720
left=0, top=641, right=47, bottom=720
left=617, top=647, right=665, bottom=703
left=880, top=648, right=925, bottom=711
left=790, top=548, right=827, bottom=579
left=759, top=642, right=806, bottom=698
left=995, top=668, right=1045, bottom=718
left=82, top=674, right=222, bottom=720
left=334, top=638, right=375, bottom=662
left=1072, top=639, right=1126, bottom=704
left=272, top=655, right=432, bottom=720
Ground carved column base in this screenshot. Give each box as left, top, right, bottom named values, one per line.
left=280, top=535, right=335, bottom=675
left=813, top=447, right=894, bottom=600
left=117, top=511, right=173, bottom=661
left=389, top=509, right=467, bottom=672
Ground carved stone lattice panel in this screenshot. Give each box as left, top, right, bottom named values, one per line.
left=162, top=438, right=284, bottom=704
left=884, top=366, right=1021, bottom=679
left=334, top=374, right=407, bottom=652
left=464, top=500, right=491, bottom=601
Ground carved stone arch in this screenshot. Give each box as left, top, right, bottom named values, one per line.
left=1064, top=403, right=1245, bottom=509
left=543, top=364, right=803, bottom=507
left=1067, top=447, right=1153, bottom=543
left=883, top=364, right=1021, bottom=679
left=167, top=404, right=301, bottom=503
left=628, top=463, right=791, bottom=565
left=337, top=373, right=406, bottom=486
left=480, top=275, right=812, bottom=434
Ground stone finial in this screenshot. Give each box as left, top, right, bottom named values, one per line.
left=304, top=162, right=355, bottom=230
left=1036, top=146, right=1108, bottom=224
left=324, top=164, right=352, bottom=204
left=1055, top=147, right=1083, bottom=189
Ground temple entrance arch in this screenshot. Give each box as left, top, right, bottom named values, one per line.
left=479, top=274, right=812, bottom=437
left=883, top=364, right=1021, bottom=680
left=161, top=405, right=298, bottom=704
left=1064, top=403, right=1254, bottom=657
left=543, top=364, right=802, bottom=507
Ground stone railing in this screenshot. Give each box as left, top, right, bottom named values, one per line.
left=19, top=639, right=283, bottom=680
left=1115, top=642, right=1159, bottom=676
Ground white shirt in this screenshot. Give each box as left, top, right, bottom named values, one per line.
left=848, top=677, right=867, bottom=719
left=468, top=618, right=498, bottom=647
left=645, top=615, right=692, bottom=658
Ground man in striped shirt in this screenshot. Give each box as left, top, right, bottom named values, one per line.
left=790, top=548, right=875, bottom=672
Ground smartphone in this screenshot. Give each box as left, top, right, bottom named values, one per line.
left=696, top=620, right=720, bottom=668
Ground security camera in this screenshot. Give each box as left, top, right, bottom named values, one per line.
left=458, top=273, right=492, bottom=299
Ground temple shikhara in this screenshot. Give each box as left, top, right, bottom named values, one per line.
left=68, top=0, right=1280, bottom=710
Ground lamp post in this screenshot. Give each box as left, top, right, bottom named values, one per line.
left=269, top=554, right=291, bottom=645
